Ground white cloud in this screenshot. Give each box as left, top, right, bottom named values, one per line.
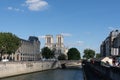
left=66, top=40, right=84, bottom=47
left=84, top=31, right=91, bottom=35
left=38, top=35, right=45, bottom=39
left=76, top=41, right=84, bottom=46
left=25, top=0, right=48, bottom=11
left=14, top=8, right=20, bottom=11
left=108, top=27, right=115, bottom=30
left=108, top=27, right=120, bottom=30
left=61, top=33, right=72, bottom=37
left=8, top=7, right=13, bottom=10
left=7, top=6, right=24, bottom=12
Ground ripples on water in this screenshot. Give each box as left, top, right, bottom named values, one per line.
left=1, top=69, right=83, bottom=80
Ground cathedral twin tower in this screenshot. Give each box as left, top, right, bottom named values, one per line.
left=45, top=34, right=68, bottom=57
left=45, top=34, right=64, bottom=48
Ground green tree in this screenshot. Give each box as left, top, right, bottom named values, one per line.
left=83, top=49, right=95, bottom=59
left=41, top=47, right=54, bottom=59
left=96, top=53, right=101, bottom=58
left=67, top=48, right=81, bottom=60
left=0, top=32, right=21, bottom=60
left=51, top=48, right=56, bottom=58
left=58, top=54, right=67, bottom=60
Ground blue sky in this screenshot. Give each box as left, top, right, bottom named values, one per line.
left=0, top=0, right=120, bottom=56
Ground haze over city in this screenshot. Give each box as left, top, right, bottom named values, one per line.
left=0, top=0, right=120, bottom=56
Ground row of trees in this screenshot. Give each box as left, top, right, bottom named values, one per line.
left=83, top=49, right=101, bottom=59
left=41, top=47, right=55, bottom=59
left=41, top=47, right=81, bottom=60
left=0, top=32, right=21, bottom=60
left=41, top=47, right=101, bottom=60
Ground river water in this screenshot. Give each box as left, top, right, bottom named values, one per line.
left=1, top=69, right=83, bottom=80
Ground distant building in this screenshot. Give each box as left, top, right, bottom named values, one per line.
left=100, top=30, right=120, bottom=57
left=112, top=33, right=120, bottom=55
left=14, top=36, right=40, bottom=61
left=45, top=34, right=68, bottom=58
left=56, top=35, right=64, bottom=48
left=100, top=41, right=106, bottom=57
left=45, top=35, right=54, bottom=49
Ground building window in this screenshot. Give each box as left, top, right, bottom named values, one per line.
left=58, top=49, right=61, bottom=54
left=58, top=37, right=61, bottom=44
left=21, top=57, right=22, bottom=61
left=47, top=37, right=51, bottom=44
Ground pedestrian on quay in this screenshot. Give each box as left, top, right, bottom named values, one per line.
left=112, top=57, right=116, bottom=67
left=117, top=57, right=120, bottom=67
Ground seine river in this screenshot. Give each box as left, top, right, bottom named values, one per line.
left=1, top=69, right=83, bottom=80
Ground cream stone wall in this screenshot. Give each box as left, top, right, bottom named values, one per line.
left=0, top=61, right=59, bottom=78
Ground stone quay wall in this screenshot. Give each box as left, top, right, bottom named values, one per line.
left=0, top=61, right=60, bottom=78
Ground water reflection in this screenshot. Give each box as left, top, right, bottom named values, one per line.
left=1, top=69, right=83, bottom=80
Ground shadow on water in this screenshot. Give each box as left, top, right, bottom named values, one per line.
left=1, top=69, right=84, bottom=80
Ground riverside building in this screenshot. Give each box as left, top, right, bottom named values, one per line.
left=14, top=36, right=40, bottom=61
left=1, top=36, right=40, bottom=61
left=2, top=36, right=40, bottom=61
left=100, top=30, right=120, bottom=57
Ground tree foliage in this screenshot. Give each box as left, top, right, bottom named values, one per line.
left=58, top=54, right=67, bottom=60
left=51, top=48, right=56, bottom=58
left=67, top=48, right=81, bottom=60
left=41, top=47, right=54, bottom=59
left=83, top=49, right=95, bottom=59
left=96, top=53, right=101, bottom=58
left=0, top=32, right=21, bottom=56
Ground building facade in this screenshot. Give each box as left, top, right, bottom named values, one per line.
left=100, top=30, right=120, bottom=57
left=14, top=36, right=40, bottom=61
left=112, top=33, right=120, bottom=55
left=45, top=34, right=68, bottom=58
left=45, top=35, right=54, bottom=49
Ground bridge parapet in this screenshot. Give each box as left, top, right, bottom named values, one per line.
left=59, top=60, right=82, bottom=68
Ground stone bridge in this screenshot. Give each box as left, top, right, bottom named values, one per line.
left=59, top=60, right=82, bottom=68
